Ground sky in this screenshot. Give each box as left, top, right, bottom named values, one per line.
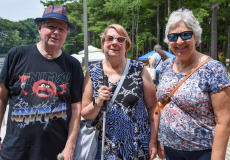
left=0, top=0, right=45, bottom=22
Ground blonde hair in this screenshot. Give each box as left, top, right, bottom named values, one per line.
left=100, top=24, right=131, bottom=57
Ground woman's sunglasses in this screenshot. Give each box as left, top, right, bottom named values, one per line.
left=104, top=35, right=127, bottom=44
left=167, top=31, right=193, bottom=42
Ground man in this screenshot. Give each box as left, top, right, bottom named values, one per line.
left=0, top=5, right=84, bottom=160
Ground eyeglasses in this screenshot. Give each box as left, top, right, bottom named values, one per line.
left=45, top=23, right=69, bottom=34
left=167, top=31, right=193, bottom=42
left=104, top=35, right=127, bottom=44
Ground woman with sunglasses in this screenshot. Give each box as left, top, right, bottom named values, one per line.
left=81, top=24, right=160, bottom=159
left=156, top=8, right=230, bottom=160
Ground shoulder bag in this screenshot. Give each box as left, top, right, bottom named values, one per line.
left=155, top=59, right=212, bottom=115
left=74, top=59, right=130, bottom=160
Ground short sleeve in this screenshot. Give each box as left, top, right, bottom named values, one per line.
left=70, top=59, right=84, bottom=103
left=151, top=52, right=161, bottom=62
left=207, top=61, right=230, bottom=94
left=0, top=49, right=14, bottom=90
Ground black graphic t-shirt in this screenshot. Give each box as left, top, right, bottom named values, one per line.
left=0, top=44, right=84, bottom=160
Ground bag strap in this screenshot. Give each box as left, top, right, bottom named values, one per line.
left=155, top=58, right=212, bottom=115
left=99, top=58, right=130, bottom=120
left=154, top=58, right=162, bottom=68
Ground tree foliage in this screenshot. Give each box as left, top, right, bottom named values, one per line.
left=0, top=0, right=230, bottom=60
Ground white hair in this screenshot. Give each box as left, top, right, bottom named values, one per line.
left=164, top=8, right=202, bottom=46
left=153, top=44, right=162, bottom=51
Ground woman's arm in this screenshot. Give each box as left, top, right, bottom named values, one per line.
left=142, top=67, right=160, bottom=159
left=81, top=70, right=112, bottom=121
left=211, top=85, right=230, bottom=160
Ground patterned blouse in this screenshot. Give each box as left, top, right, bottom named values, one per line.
left=157, top=57, right=230, bottom=151
left=88, top=59, right=151, bottom=160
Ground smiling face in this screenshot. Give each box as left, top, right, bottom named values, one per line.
left=102, top=28, right=127, bottom=59
left=169, top=21, right=197, bottom=61
left=38, top=18, right=68, bottom=51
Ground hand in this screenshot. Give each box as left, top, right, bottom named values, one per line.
left=61, top=149, right=73, bottom=160
left=157, top=141, right=165, bottom=160
left=97, top=86, right=112, bottom=106
left=149, top=140, right=157, bottom=160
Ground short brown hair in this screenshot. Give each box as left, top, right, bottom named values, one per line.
left=101, top=24, right=131, bottom=57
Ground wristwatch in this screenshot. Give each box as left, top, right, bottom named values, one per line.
left=93, top=98, right=101, bottom=108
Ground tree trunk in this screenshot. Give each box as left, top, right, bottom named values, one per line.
left=88, top=24, right=91, bottom=45
left=132, top=6, right=135, bottom=58
left=227, top=24, right=230, bottom=58
left=224, top=4, right=229, bottom=56
left=179, top=0, right=182, bottom=8
left=88, top=14, right=91, bottom=45
left=136, top=10, right=139, bottom=60
left=168, top=0, right=171, bottom=52
left=157, top=5, right=160, bottom=45
left=168, top=0, right=171, bottom=16
left=93, top=23, right=96, bottom=47
left=211, top=3, right=218, bottom=60
left=163, top=1, right=166, bottom=50
left=150, top=17, right=153, bottom=51
left=92, top=10, right=96, bottom=47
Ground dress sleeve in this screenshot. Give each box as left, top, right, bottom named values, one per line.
left=208, top=61, right=230, bottom=94
left=70, top=59, right=84, bottom=103
left=0, top=49, right=15, bottom=90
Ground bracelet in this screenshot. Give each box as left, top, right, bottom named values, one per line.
left=93, top=98, right=102, bottom=108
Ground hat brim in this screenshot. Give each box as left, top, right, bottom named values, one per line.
left=34, top=17, right=75, bottom=33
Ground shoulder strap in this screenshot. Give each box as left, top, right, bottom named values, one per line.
left=154, top=58, right=162, bottom=68
left=155, top=58, right=212, bottom=115
left=108, top=58, right=130, bottom=109
left=99, top=58, right=130, bottom=120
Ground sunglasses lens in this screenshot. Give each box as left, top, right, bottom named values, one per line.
left=168, top=34, right=178, bottom=42
left=181, top=31, right=192, bottom=40
left=105, top=35, right=114, bottom=43
left=117, top=37, right=126, bottom=44
left=105, top=35, right=126, bottom=44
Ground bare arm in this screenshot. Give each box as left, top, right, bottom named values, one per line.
left=211, top=85, right=230, bottom=160
left=61, top=101, right=82, bottom=160
left=0, top=82, right=9, bottom=151
left=81, top=70, right=112, bottom=121
left=142, top=67, right=160, bottom=159
left=148, top=57, right=156, bottom=68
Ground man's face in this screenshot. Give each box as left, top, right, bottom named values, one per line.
left=38, top=18, right=68, bottom=50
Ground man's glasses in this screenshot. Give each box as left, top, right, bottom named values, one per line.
left=167, top=31, right=193, bottom=42
left=44, top=23, right=69, bottom=34
left=104, top=35, right=127, bottom=44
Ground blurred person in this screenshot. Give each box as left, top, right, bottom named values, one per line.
left=148, top=44, right=168, bottom=87
left=81, top=24, right=160, bottom=159
left=0, top=5, right=84, bottom=160
left=156, top=8, right=230, bottom=160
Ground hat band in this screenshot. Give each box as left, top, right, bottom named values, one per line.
left=42, top=13, right=69, bottom=22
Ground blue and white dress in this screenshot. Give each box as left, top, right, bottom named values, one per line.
left=88, top=59, right=151, bottom=160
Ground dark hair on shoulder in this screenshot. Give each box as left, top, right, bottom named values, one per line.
left=155, top=48, right=168, bottom=61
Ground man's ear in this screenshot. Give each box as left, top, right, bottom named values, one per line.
left=38, top=24, right=42, bottom=34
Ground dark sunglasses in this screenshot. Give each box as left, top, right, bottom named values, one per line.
left=167, top=31, right=193, bottom=42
